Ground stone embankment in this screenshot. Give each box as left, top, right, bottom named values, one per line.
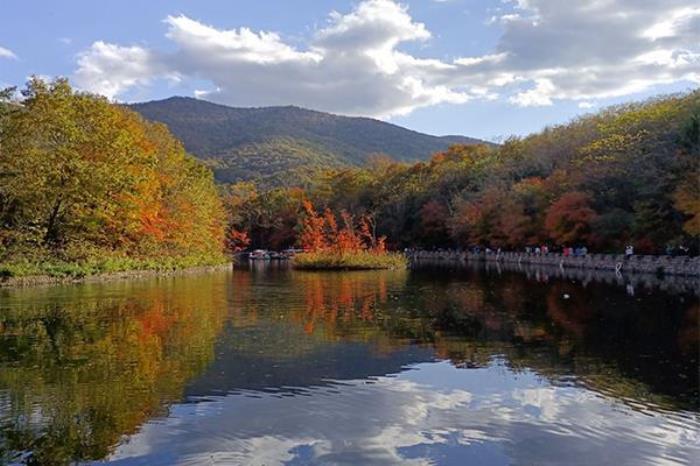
left=408, top=250, right=700, bottom=277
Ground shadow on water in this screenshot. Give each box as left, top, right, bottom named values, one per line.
left=0, top=262, right=697, bottom=465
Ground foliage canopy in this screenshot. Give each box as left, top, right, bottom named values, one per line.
left=0, top=78, right=226, bottom=267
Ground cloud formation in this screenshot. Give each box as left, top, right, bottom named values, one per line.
left=75, top=42, right=166, bottom=99
left=109, top=362, right=700, bottom=465
left=73, top=0, right=700, bottom=116
left=492, top=0, right=700, bottom=106
left=0, top=45, right=17, bottom=60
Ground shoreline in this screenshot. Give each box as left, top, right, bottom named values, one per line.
left=413, top=258, right=699, bottom=296
left=0, top=262, right=233, bottom=288
left=408, top=250, right=700, bottom=277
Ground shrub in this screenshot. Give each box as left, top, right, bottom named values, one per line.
left=293, top=250, right=406, bottom=270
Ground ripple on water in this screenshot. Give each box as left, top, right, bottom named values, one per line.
left=0, top=266, right=696, bottom=465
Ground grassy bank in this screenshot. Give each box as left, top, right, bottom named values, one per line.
left=0, top=252, right=229, bottom=282
left=293, top=251, right=407, bottom=270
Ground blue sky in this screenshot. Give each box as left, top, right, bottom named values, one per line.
left=1, top=0, right=698, bottom=141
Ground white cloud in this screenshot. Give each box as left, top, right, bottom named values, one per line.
left=75, top=42, right=165, bottom=99
left=509, top=78, right=555, bottom=106
left=0, top=46, right=17, bottom=60
left=108, top=361, right=700, bottom=465
left=73, top=0, right=700, bottom=114
left=165, top=15, right=322, bottom=65
left=194, top=88, right=217, bottom=99
left=643, top=6, right=700, bottom=41
left=482, top=0, right=700, bottom=104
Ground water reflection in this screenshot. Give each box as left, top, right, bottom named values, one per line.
left=0, top=265, right=697, bottom=465
left=114, top=362, right=699, bottom=466
left=0, top=275, right=229, bottom=465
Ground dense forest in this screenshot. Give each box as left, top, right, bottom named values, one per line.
left=0, top=79, right=226, bottom=275
left=225, top=90, right=699, bottom=254
left=131, top=97, right=486, bottom=187
left=1, top=79, right=698, bottom=277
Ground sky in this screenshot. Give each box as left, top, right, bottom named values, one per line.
left=0, top=0, right=698, bottom=141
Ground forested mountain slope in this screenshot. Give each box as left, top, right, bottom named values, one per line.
left=130, top=97, right=487, bottom=186
left=222, top=90, right=700, bottom=253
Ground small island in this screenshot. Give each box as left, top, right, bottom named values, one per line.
left=294, top=250, right=406, bottom=270
left=292, top=201, right=407, bottom=270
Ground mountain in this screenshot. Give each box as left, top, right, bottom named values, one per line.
left=130, top=97, right=490, bottom=186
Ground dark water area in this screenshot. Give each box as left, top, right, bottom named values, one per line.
left=0, top=263, right=697, bottom=465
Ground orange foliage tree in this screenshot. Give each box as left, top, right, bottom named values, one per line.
left=0, top=78, right=226, bottom=262
left=449, top=187, right=508, bottom=247
left=298, top=200, right=387, bottom=254
left=674, top=180, right=700, bottom=237
left=544, top=192, right=598, bottom=245
left=227, top=228, right=251, bottom=253
left=299, top=200, right=328, bottom=251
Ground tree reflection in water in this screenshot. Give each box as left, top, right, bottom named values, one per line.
left=228, top=264, right=698, bottom=410
left=0, top=264, right=697, bottom=465
left=0, top=274, right=229, bottom=465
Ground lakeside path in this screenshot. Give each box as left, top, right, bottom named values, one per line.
left=409, top=250, right=700, bottom=277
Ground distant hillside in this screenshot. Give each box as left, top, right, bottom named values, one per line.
left=130, top=97, right=489, bottom=185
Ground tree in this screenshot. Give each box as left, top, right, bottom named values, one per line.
left=418, top=200, right=450, bottom=246
left=227, top=228, right=251, bottom=253
left=674, top=181, right=700, bottom=237
left=297, top=200, right=386, bottom=254
left=299, top=200, right=327, bottom=251
left=0, top=78, right=225, bottom=262
left=544, top=192, right=598, bottom=245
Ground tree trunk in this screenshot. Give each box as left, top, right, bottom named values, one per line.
left=44, top=197, right=63, bottom=245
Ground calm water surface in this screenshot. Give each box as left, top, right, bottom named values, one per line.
left=0, top=264, right=698, bottom=465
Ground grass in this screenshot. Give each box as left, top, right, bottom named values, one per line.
left=0, top=252, right=229, bottom=280
left=293, top=250, right=407, bottom=270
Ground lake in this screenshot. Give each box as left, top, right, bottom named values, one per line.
left=0, top=263, right=698, bottom=465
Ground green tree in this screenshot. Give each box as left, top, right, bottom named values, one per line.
left=0, top=78, right=225, bottom=264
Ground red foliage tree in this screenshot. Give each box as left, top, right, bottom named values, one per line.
left=419, top=200, right=450, bottom=245
left=299, top=200, right=327, bottom=251
left=323, top=208, right=339, bottom=245
left=544, top=192, right=598, bottom=245
left=227, top=228, right=251, bottom=253
left=336, top=211, right=363, bottom=253
left=297, top=201, right=387, bottom=254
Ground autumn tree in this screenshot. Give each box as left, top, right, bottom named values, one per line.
left=674, top=180, right=700, bottom=237
left=418, top=200, right=450, bottom=246
left=221, top=183, right=305, bottom=250
left=0, top=78, right=225, bottom=262
left=297, top=200, right=386, bottom=254
left=299, top=200, right=327, bottom=251
left=544, top=192, right=598, bottom=245
left=227, top=228, right=251, bottom=253
left=336, top=211, right=363, bottom=253
left=501, top=177, right=548, bottom=246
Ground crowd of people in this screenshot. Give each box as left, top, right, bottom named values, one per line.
left=408, top=243, right=695, bottom=258
left=523, top=245, right=589, bottom=257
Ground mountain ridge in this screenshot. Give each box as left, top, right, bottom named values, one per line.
left=129, top=96, right=490, bottom=185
